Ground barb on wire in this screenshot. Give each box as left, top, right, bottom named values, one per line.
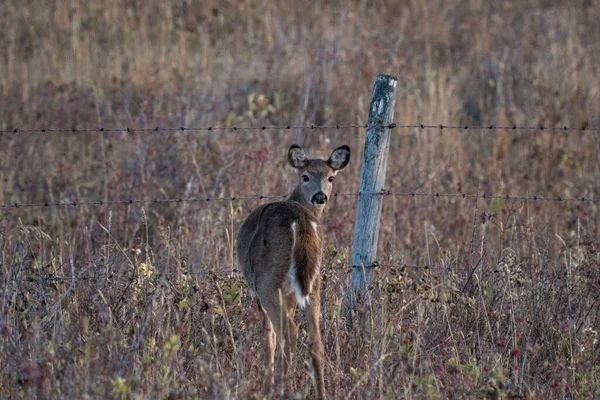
left=3, top=190, right=599, bottom=210
left=2, top=122, right=599, bottom=135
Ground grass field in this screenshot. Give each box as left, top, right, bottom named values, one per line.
left=1, top=0, right=600, bottom=398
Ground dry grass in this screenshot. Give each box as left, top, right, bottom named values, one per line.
left=1, top=0, right=600, bottom=398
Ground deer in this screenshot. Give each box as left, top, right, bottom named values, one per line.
left=237, top=144, right=351, bottom=398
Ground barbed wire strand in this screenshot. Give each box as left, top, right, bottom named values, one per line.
left=373, top=263, right=600, bottom=279
left=1, top=195, right=288, bottom=209
left=2, top=122, right=599, bottom=134
left=3, top=123, right=383, bottom=134
left=29, top=263, right=600, bottom=283
left=3, top=190, right=599, bottom=210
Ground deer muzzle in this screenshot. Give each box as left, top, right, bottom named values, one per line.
left=312, top=192, right=328, bottom=205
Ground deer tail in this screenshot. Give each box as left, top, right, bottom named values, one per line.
left=288, top=217, right=321, bottom=308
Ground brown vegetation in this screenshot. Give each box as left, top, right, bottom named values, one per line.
left=1, top=0, right=600, bottom=398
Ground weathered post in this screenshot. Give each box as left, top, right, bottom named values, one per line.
left=345, top=74, right=397, bottom=328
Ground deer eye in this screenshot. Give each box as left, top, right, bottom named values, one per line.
left=302, top=175, right=310, bottom=182
left=328, top=176, right=335, bottom=183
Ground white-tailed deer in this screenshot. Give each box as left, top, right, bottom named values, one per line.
left=237, top=144, right=350, bottom=398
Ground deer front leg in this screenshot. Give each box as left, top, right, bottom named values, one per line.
left=286, top=292, right=297, bottom=320
left=307, top=278, right=326, bottom=398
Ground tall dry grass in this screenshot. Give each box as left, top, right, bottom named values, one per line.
left=1, top=0, right=600, bottom=398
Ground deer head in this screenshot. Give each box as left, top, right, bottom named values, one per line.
left=287, top=144, right=350, bottom=215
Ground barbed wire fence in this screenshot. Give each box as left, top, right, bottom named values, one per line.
left=4, top=120, right=600, bottom=289
left=4, top=122, right=599, bottom=206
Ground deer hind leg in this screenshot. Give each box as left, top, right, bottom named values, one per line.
left=261, top=290, right=298, bottom=388
left=262, top=308, right=277, bottom=393
left=306, top=277, right=326, bottom=398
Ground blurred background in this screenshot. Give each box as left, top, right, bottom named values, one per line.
left=2, top=1, right=600, bottom=398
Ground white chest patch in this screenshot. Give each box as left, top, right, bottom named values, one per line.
left=310, top=221, right=318, bottom=232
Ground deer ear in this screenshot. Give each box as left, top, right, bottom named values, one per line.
left=327, top=145, right=350, bottom=171
left=288, top=145, right=308, bottom=169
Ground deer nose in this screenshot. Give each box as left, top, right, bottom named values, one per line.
left=312, top=192, right=328, bottom=204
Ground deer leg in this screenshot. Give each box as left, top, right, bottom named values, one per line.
left=263, top=311, right=276, bottom=392
left=261, top=291, right=298, bottom=389
left=284, top=292, right=299, bottom=392
left=307, top=278, right=326, bottom=398
left=286, top=292, right=298, bottom=321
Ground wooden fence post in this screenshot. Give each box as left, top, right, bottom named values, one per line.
left=345, top=74, right=397, bottom=328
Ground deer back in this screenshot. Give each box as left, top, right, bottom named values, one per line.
left=237, top=201, right=322, bottom=307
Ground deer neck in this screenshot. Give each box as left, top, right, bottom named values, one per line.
left=288, top=186, right=325, bottom=219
